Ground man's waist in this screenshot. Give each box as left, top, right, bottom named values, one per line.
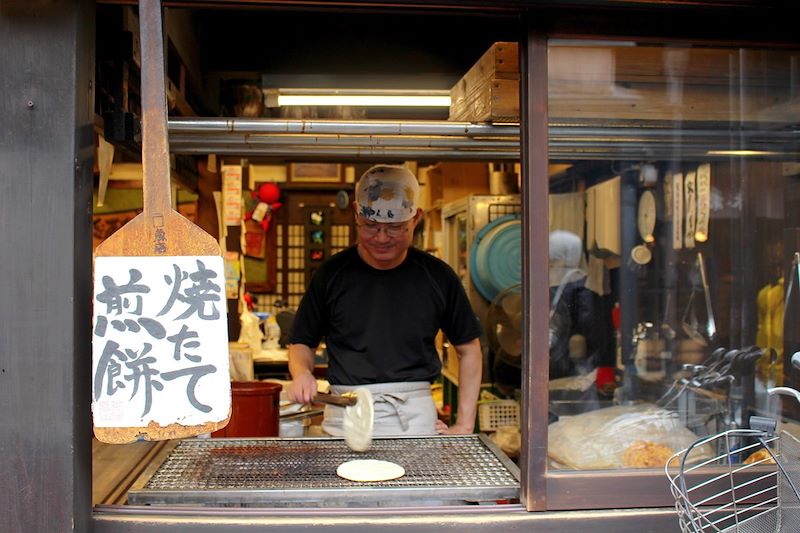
left=331, top=381, right=431, bottom=395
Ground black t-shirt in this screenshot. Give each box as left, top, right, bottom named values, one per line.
left=289, top=246, right=482, bottom=385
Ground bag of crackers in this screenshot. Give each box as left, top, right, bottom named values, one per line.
left=548, top=403, right=713, bottom=469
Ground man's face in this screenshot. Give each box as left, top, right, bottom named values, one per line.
left=355, top=211, right=420, bottom=269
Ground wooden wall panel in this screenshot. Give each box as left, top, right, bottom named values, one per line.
left=0, top=0, right=95, bottom=531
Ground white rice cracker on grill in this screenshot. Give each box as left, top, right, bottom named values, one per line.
left=336, top=459, right=405, bottom=482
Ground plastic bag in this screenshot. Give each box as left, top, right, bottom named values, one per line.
left=548, top=403, right=711, bottom=469
left=491, top=425, right=521, bottom=458
left=549, top=368, right=597, bottom=392
left=238, top=310, right=264, bottom=353
left=228, top=341, right=254, bottom=381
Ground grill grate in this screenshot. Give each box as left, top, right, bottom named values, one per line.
left=130, top=435, right=519, bottom=507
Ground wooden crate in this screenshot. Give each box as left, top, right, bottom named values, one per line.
left=449, top=42, right=520, bottom=123
left=424, top=162, right=490, bottom=206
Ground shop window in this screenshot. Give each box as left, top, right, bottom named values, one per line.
left=537, top=40, right=800, bottom=509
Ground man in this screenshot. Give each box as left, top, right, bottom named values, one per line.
left=287, top=164, right=482, bottom=436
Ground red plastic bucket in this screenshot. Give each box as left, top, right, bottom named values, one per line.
left=212, top=381, right=282, bottom=438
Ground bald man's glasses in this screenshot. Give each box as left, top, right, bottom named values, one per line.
left=355, top=219, right=410, bottom=238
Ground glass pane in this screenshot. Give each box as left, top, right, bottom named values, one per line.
left=538, top=41, right=800, bottom=472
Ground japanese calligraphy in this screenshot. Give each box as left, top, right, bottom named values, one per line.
left=672, top=173, right=684, bottom=250
left=92, top=256, right=229, bottom=428
left=684, top=171, right=697, bottom=249
left=695, top=164, right=711, bottom=242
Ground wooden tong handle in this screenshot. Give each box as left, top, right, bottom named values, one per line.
left=313, top=392, right=357, bottom=407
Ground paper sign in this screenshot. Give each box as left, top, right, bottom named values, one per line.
left=672, top=173, right=683, bottom=250
left=224, top=251, right=240, bottom=300
left=695, top=164, right=711, bottom=241
left=222, top=165, right=243, bottom=226
left=684, top=171, right=697, bottom=249
left=663, top=172, right=673, bottom=221
left=92, top=256, right=230, bottom=428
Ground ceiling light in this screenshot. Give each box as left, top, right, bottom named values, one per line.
left=706, top=149, right=781, bottom=156
left=265, top=88, right=451, bottom=107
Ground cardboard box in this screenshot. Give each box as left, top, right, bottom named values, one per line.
left=449, top=42, right=520, bottom=123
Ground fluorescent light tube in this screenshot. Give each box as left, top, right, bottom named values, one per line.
left=277, top=94, right=451, bottom=107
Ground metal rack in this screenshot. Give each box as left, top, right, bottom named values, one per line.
left=128, top=434, right=520, bottom=508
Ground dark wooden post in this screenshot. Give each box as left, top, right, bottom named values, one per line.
left=0, top=1, right=94, bottom=531
left=520, top=21, right=549, bottom=512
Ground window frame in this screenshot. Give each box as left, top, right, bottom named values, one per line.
left=6, top=1, right=799, bottom=532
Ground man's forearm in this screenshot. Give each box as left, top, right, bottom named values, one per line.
left=454, top=338, right=482, bottom=431
left=288, top=343, right=315, bottom=378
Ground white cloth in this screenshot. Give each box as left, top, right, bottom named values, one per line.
left=585, top=255, right=611, bottom=296
left=586, top=177, right=621, bottom=258
left=549, top=230, right=587, bottom=288
left=549, top=191, right=586, bottom=242
left=322, top=381, right=436, bottom=437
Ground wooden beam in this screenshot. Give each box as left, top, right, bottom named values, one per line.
left=1, top=0, right=94, bottom=531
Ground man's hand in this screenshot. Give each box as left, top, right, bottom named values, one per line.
left=286, top=371, right=317, bottom=404
left=287, top=343, right=318, bottom=403
left=438, top=419, right=474, bottom=435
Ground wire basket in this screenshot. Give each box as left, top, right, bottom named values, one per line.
left=665, top=427, right=800, bottom=532
left=478, top=400, right=520, bottom=432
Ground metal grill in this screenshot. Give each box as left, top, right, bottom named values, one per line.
left=129, top=434, right=519, bottom=507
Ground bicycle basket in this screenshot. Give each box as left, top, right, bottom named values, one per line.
left=665, top=428, right=800, bottom=532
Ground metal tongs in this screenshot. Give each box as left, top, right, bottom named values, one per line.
left=280, top=392, right=358, bottom=422
left=682, top=251, right=717, bottom=346
left=313, top=392, right=358, bottom=407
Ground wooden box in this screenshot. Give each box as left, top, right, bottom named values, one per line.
left=424, top=162, right=490, bottom=207
left=449, top=42, right=520, bottom=123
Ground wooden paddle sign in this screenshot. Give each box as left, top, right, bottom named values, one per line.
left=92, top=0, right=230, bottom=444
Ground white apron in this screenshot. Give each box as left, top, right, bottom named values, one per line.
left=322, top=381, right=437, bottom=437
